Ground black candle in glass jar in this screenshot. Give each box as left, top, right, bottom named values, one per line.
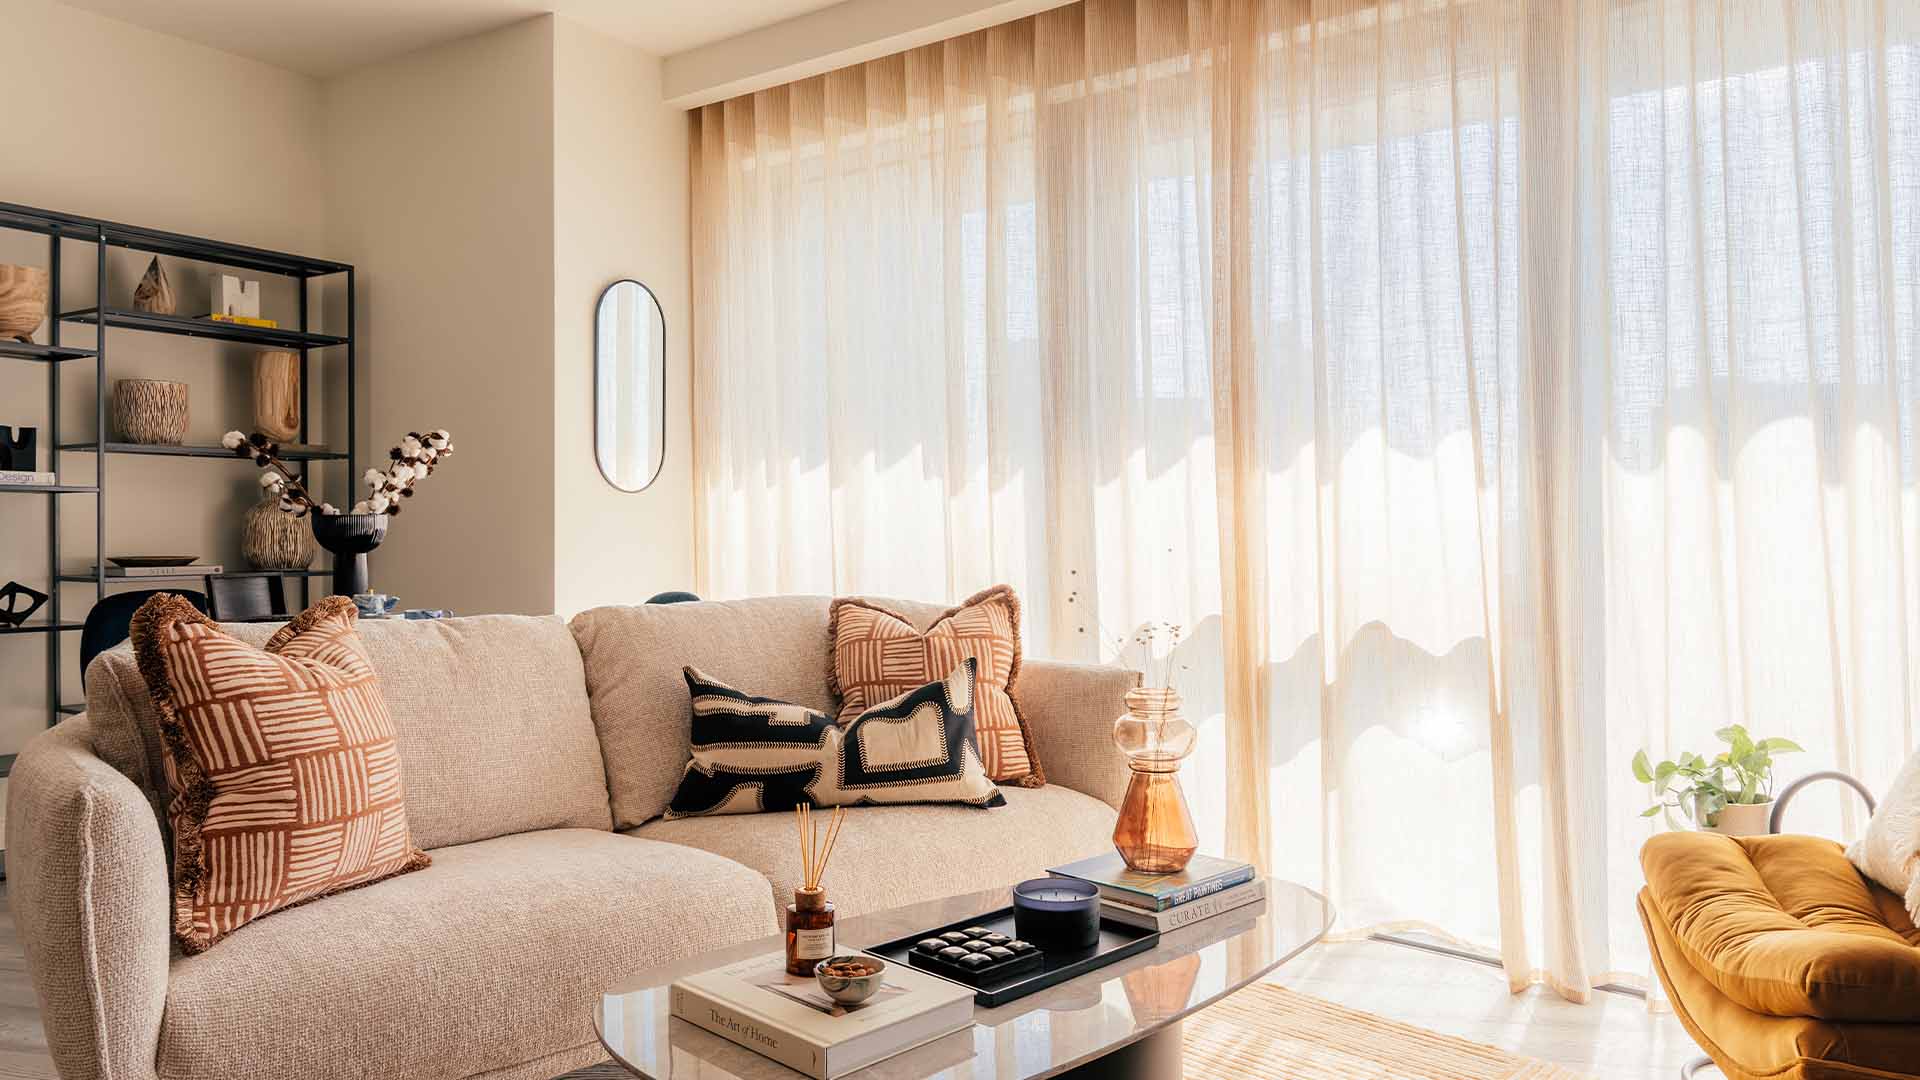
left=1011, top=876, right=1101, bottom=950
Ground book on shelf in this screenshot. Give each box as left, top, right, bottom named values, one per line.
left=1098, top=877, right=1267, bottom=932
left=1047, top=852, right=1256, bottom=912
left=203, top=314, right=279, bottom=329
left=670, top=952, right=973, bottom=1080
left=0, top=470, right=56, bottom=486
left=91, top=565, right=222, bottom=578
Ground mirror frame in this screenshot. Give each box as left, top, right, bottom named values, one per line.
left=593, top=278, right=667, bottom=493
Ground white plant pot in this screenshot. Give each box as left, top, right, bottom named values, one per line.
left=1705, top=800, right=1773, bottom=837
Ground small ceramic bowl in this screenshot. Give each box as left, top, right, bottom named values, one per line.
left=814, top=955, right=886, bottom=1005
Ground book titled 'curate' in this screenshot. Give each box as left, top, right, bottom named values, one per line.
left=670, top=952, right=973, bottom=1079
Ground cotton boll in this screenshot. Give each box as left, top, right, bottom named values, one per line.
left=222, top=430, right=248, bottom=450
left=363, top=468, right=385, bottom=489
left=258, top=472, right=284, bottom=489
left=369, top=493, right=391, bottom=513
left=400, top=436, right=423, bottom=456
left=351, top=500, right=371, bottom=514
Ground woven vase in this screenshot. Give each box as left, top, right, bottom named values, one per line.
left=241, top=495, right=316, bottom=570
left=112, top=379, right=189, bottom=445
left=0, top=264, right=49, bottom=342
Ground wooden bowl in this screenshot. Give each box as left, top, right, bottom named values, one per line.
left=0, top=264, right=49, bottom=342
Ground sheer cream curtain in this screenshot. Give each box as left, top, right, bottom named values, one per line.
left=690, top=0, right=1920, bottom=998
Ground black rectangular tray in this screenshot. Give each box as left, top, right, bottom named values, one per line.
left=860, top=904, right=1160, bottom=1007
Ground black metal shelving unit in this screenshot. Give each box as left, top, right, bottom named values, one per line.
left=0, top=200, right=355, bottom=750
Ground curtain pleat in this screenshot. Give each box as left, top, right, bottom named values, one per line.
left=689, top=0, right=1920, bottom=1000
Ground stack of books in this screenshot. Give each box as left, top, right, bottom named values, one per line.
left=1047, top=852, right=1263, bottom=932
left=671, top=952, right=973, bottom=1079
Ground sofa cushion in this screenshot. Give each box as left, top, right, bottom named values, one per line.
left=1640, top=831, right=1920, bottom=1022
left=157, top=829, right=779, bottom=1080
left=830, top=586, right=1043, bottom=788
left=89, top=612, right=612, bottom=851
left=570, top=596, right=834, bottom=828
left=631, top=784, right=1115, bottom=917
left=667, top=660, right=1005, bottom=817
left=130, top=595, right=432, bottom=953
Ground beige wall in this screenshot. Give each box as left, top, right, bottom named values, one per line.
left=0, top=0, right=330, bottom=766
left=551, top=17, right=694, bottom=616
left=0, top=7, right=700, bottom=813
left=321, top=17, right=558, bottom=618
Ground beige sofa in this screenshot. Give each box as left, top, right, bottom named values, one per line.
left=6, top=595, right=1137, bottom=1080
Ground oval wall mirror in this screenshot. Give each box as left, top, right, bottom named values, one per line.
left=594, top=279, right=666, bottom=492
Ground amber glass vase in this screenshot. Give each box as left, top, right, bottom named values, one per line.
left=1111, top=686, right=1199, bottom=873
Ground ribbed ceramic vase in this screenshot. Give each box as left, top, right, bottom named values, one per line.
left=1111, top=686, right=1199, bottom=874
left=310, top=512, right=387, bottom=598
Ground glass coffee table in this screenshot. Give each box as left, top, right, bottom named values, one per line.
left=596, top=877, right=1331, bottom=1079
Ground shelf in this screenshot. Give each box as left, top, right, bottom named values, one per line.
left=59, top=308, right=347, bottom=349
left=60, top=569, right=330, bottom=584
left=0, top=200, right=349, bottom=279
left=54, top=703, right=83, bottom=717
left=0, top=621, right=83, bottom=636
left=58, top=442, right=347, bottom=461
left=0, top=483, right=98, bottom=493
left=0, top=340, right=95, bottom=362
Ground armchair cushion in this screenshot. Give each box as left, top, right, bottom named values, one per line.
left=1849, top=749, right=1920, bottom=922
left=1640, top=831, right=1920, bottom=1022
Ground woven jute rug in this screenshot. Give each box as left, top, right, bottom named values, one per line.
left=1184, top=983, right=1593, bottom=1080
left=558, top=983, right=1590, bottom=1079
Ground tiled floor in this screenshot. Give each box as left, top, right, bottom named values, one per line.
left=0, top=886, right=1701, bottom=1079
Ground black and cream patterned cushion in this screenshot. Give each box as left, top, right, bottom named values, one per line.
left=665, top=658, right=1006, bottom=819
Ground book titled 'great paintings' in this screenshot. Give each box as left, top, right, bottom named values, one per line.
left=1097, top=876, right=1268, bottom=932
left=670, top=952, right=973, bottom=1080
left=1048, top=852, right=1257, bottom=912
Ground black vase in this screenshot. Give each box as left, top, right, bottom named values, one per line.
left=310, top=512, right=388, bottom=598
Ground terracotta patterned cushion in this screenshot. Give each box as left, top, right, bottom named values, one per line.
left=130, top=594, right=430, bottom=953
left=828, top=585, right=1043, bottom=787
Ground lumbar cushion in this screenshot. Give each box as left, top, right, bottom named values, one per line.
left=130, top=594, right=430, bottom=953
left=1849, top=751, right=1920, bottom=921
left=666, top=658, right=1005, bottom=818
left=828, top=585, right=1043, bottom=787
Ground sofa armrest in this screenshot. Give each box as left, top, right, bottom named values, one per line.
left=6, top=717, right=168, bottom=1080
left=1017, top=660, right=1139, bottom=809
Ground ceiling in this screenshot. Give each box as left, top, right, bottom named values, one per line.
left=58, top=0, right=848, bottom=78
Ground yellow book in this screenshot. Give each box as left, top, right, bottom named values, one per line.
left=206, top=314, right=278, bottom=329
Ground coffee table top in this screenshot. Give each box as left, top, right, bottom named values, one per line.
left=595, top=877, right=1331, bottom=1080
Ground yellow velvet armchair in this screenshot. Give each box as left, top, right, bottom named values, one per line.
left=1638, top=774, right=1920, bottom=1080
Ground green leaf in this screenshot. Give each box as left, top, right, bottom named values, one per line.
left=1641, top=805, right=1663, bottom=817
left=1632, top=750, right=1653, bottom=784
left=1758, top=738, right=1803, bottom=754
left=1654, top=761, right=1677, bottom=785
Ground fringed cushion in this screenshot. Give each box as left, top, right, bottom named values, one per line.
left=828, top=585, right=1043, bottom=787
left=130, top=594, right=430, bottom=953
left=666, top=658, right=1005, bottom=818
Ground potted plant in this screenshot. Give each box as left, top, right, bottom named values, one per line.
left=1631, top=725, right=1803, bottom=836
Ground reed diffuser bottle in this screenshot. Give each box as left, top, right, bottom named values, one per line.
left=785, top=804, right=846, bottom=976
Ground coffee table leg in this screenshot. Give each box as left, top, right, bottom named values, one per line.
left=1056, top=1021, right=1182, bottom=1080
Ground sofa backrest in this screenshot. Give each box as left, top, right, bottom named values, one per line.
left=84, top=613, right=613, bottom=851
left=569, top=595, right=834, bottom=829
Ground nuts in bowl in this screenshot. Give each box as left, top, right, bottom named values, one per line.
left=814, top=955, right=886, bottom=1004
